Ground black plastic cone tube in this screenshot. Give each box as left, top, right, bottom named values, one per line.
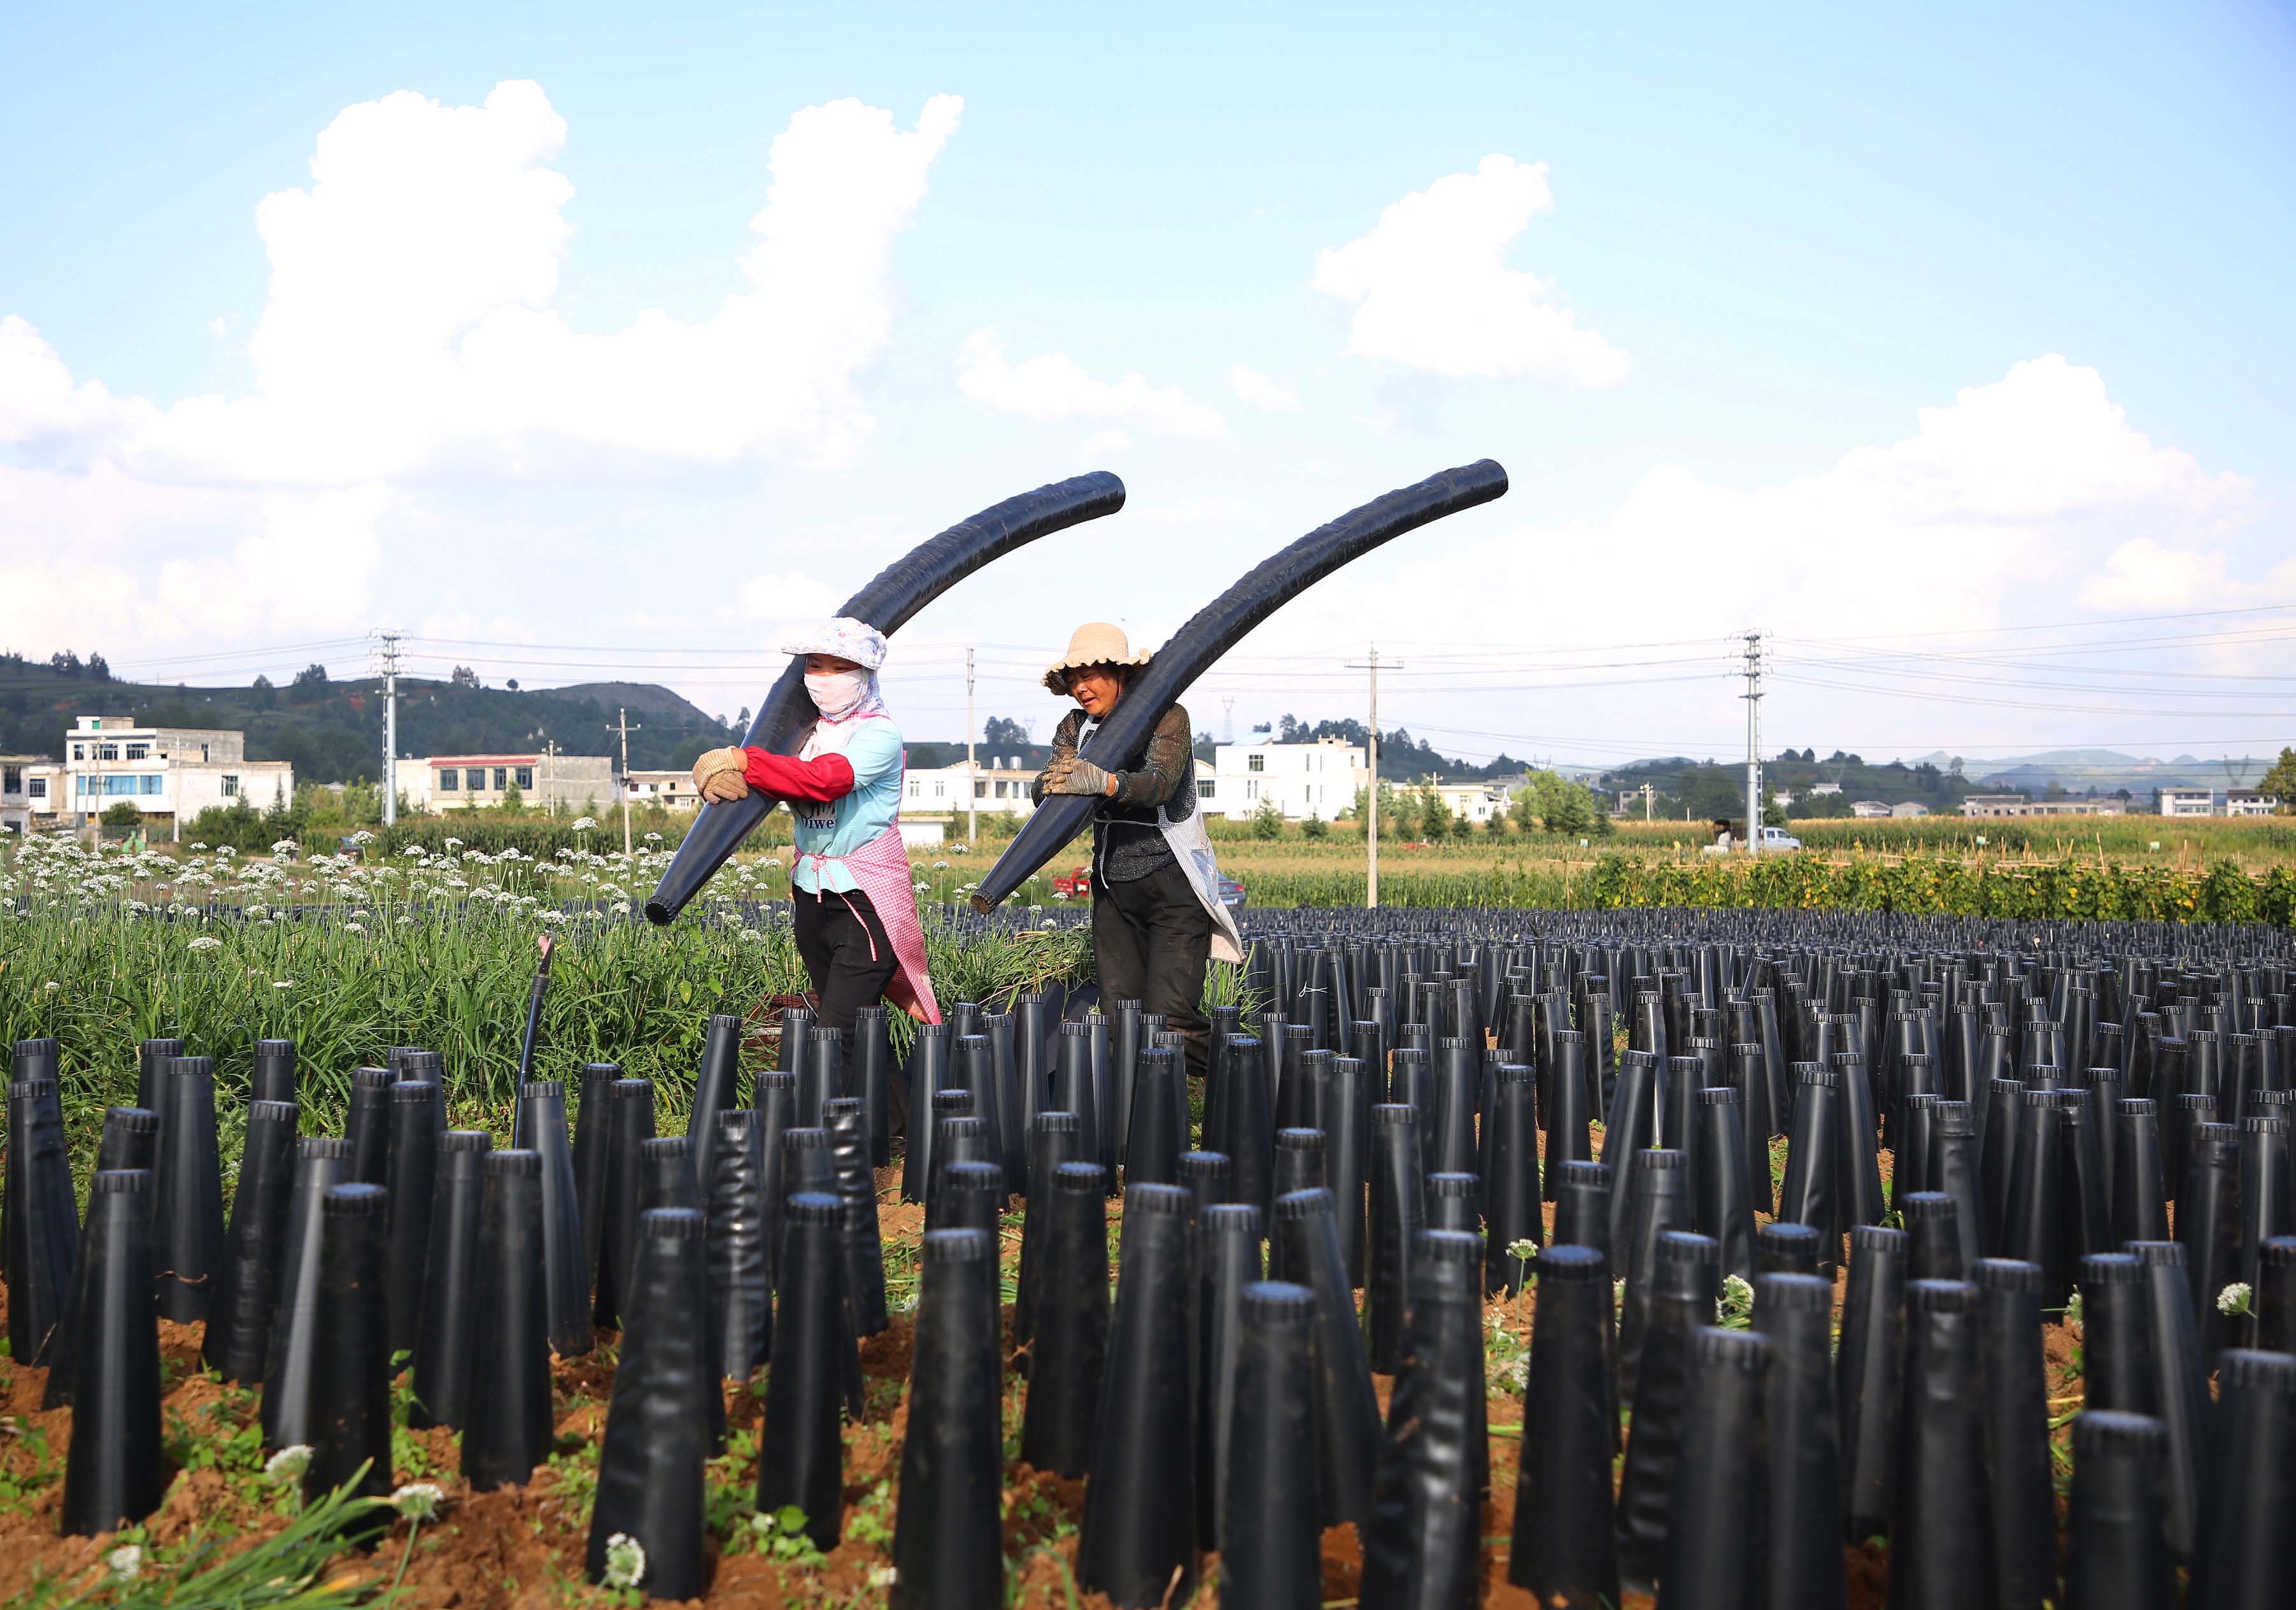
left=759, top=1192, right=850, bottom=1547
left=2066, top=1410, right=2174, bottom=1610
left=1508, top=1243, right=1622, bottom=1609
left=1975, top=1258, right=2057, bottom=1610
left=595, top=1078, right=656, bottom=1329
left=1752, top=1272, right=1845, bottom=1610
left=1618, top=1148, right=1688, bottom=1398
left=1603, top=1050, right=1659, bottom=1252
left=1545, top=1029, right=1595, bottom=1197
left=202, top=1098, right=299, bottom=1385
left=1194, top=1200, right=1263, bottom=1548
left=1277, top=1186, right=1382, bottom=1527
left=1931, top=1099, right=1986, bottom=1272
left=6, top=1077, right=77, bottom=1364
left=688, top=1013, right=742, bottom=1203
left=259, top=1136, right=352, bottom=1450
left=2125, top=1240, right=2204, bottom=1560
left=345, top=1067, right=392, bottom=1186
left=2188, top=1350, right=2296, bottom=1610
left=1655, top=1327, right=1771, bottom=1610
left=1051, top=1022, right=1104, bottom=1186
left=1902, top=1190, right=1965, bottom=1282
left=253, top=1037, right=296, bottom=1104
left=2080, top=1252, right=2156, bottom=1413
left=1891, top=1279, right=1988, bottom=1610
left=1366, top=1102, right=1425, bottom=1373
left=135, top=1037, right=183, bottom=1113
left=801, top=1024, right=845, bottom=1132
left=705, top=1108, right=772, bottom=1378
left=1778, top=1064, right=1841, bottom=1268
left=753, top=1070, right=794, bottom=1286
left=1273, top=1128, right=1328, bottom=1216
left=1691, top=1085, right=1756, bottom=1282
left=1128, top=1046, right=1185, bottom=1186
left=153, top=1055, right=225, bottom=1323
left=303, top=1184, right=392, bottom=1518
left=1617, top=1230, right=1723, bottom=1589
left=2008, top=1087, right=2073, bottom=1309
left=410, top=1130, right=492, bottom=1430
left=1982, top=1077, right=2027, bottom=1249
left=823, top=1096, right=888, bottom=1336
left=60, top=1171, right=164, bottom=1536
left=2112, top=1097, right=2170, bottom=1245
left=1326, top=1053, right=1371, bottom=1285
left=98, top=1104, right=160, bottom=1174
left=974, top=464, right=1504, bottom=911
left=1017, top=1113, right=1085, bottom=1351
left=588, top=1209, right=713, bottom=1598
left=570, top=1061, right=618, bottom=1290
left=383, top=1081, right=442, bottom=1359
left=645, top=471, right=1124, bottom=923
left=1759, top=1220, right=1822, bottom=1278
left=644, top=1129, right=700, bottom=1209
left=854, top=1005, right=894, bottom=1167
left=1482, top=1062, right=1541, bottom=1295
left=2178, top=1122, right=2241, bottom=1354
left=1021, top=1162, right=1110, bottom=1478
left=890, top=1228, right=1006, bottom=1610
left=1552, top=1159, right=1613, bottom=1261
left=1359, top=1230, right=1488, bottom=1610
left=1219, top=1281, right=1324, bottom=1610
left=43, top=1106, right=162, bottom=1406
left=462, top=1150, right=553, bottom=1491
left=517, top=1079, right=593, bottom=1358
left=2260, top=1237, right=2296, bottom=1351
left=1078, top=1183, right=1198, bottom=1608
left=1836, top=1223, right=1908, bottom=1541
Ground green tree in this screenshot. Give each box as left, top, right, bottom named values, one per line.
left=1515, top=769, right=1610, bottom=837
left=1300, top=809, right=1329, bottom=840
left=1251, top=797, right=1285, bottom=840
left=100, top=801, right=141, bottom=829
left=1483, top=809, right=1511, bottom=839
left=2258, top=746, right=2296, bottom=811
left=496, top=780, right=525, bottom=814
left=1415, top=787, right=1454, bottom=843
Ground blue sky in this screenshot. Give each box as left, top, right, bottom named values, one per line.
left=6, top=2, right=2293, bottom=768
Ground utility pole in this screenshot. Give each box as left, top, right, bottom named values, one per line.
left=1741, top=630, right=1764, bottom=855
left=372, top=629, right=404, bottom=827
left=1220, top=694, right=1236, bottom=744
left=1345, top=646, right=1401, bottom=908
left=612, top=708, right=640, bottom=856
left=1642, top=781, right=1655, bottom=822
left=965, top=645, right=978, bottom=845
left=542, top=739, right=559, bottom=817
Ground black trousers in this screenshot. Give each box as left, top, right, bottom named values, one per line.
left=792, top=885, right=898, bottom=1032
left=1095, top=858, right=1213, bottom=1081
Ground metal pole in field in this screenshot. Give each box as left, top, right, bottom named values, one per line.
left=372, top=629, right=403, bottom=827
left=965, top=644, right=977, bottom=846
left=1741, top=630, right=1764, bottom=854
left=1346, top=646, right=1401, bottom=908
left=613, top=708, right=641, bottom=858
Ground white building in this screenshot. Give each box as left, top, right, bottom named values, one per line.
left=407, top=753, right=617, bottom=815
left=47, top=716, right=292, bottom=835
left=2, top=754, right=64, bottom=834
left=903, top=755, right=1044, bottom=818
left=2225, top=790, right=2283, bottom=818
left=1203, top=737, right=1366, bottom=821
left=623, top=769, right=702, bottom=812
left=1850, top=799, right=1892, bottom=818
left=2157, top=787, right=2216, bottom=818
left=1890, top=802, right=1930, bottom=818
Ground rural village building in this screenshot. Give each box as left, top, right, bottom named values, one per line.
left=4, top=716, right=295, bottom=836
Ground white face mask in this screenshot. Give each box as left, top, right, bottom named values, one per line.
left=805, top=669, right=870, bottom=720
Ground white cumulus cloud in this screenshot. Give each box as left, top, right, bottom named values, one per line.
left=1310, top=155, right=1628, bottom=387
left=1226, top=364, right=1299, bottom=411
left=0, top=83, right=962, bottom=655
left=955, top=329, right=1227, bottom=438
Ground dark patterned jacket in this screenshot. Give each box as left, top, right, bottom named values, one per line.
left=1031, top=702, right=1197, bottom=883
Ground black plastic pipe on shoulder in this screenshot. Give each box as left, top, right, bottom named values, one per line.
left=646, top=472, right=1126, bottom=923
left=971, top=461, right=1506, bottom=911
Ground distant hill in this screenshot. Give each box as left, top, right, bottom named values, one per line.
left=0, top=664, right=735, bottom=783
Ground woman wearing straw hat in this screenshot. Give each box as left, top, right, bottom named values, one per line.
left=688, top=618, right=939, bottom=1030
left=1033, top=623, right=1244, bottom=1083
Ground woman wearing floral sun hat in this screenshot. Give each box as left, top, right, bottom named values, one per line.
left=1032, top=623, right=1243, bottom=1083
left=688, top=618, right=939, bottom=1030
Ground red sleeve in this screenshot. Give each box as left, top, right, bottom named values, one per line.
left=742, top=748, right=856, bottom=803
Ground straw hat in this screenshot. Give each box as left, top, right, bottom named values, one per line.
left=777, top=616, right=888, bottom=669
left=1042, top=622, right=1151, bottom=694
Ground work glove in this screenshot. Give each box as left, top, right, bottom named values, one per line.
left=693, top=746, right=751, bottom=804
left=1042, top=755, right=1117, bottom=797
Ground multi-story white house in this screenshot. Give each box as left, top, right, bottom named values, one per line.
left=2225, top=790, right=2284, bottom=817
left=47, top=716, right=293, bottom=834
left=1203, top=737, right=1366, bottom=821
left=406, top=753, right=617, bottom=815
left=903, top=755, right=1044, bottom=818
left=2157, top=787, right=2216, bottom=818
left=2, top=753, right=64, bottom=834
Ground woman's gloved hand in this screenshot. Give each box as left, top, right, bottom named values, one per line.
left=1042, top=755, right=1117, bottom=797
left=692, top=746, right=752, bottom=804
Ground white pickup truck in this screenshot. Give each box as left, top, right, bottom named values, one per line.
left=1703, top=825, right=1803, bottom=854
